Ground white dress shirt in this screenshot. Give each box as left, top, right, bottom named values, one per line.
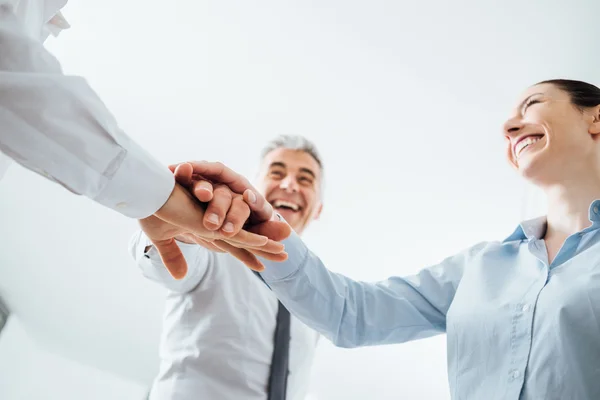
left=129, top=230, right=320, bottom=400
left=0, top=0, right=174, bottom=218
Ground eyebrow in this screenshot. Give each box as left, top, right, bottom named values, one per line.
left=269, top=162, right=316, bottom=179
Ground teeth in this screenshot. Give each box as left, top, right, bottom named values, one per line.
left=516, top=136, right=542, bottom=158
left=273, top=200, right=299, bottom=211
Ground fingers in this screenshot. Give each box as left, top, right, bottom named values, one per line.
left=155, top=184, right=273, bottom=249
left=203, top=184, right=233, bottom=231
left=187, top=161, right=248, bottom=194
left=151, top=237, right=188, bottom=279
left=183, top=161, right=253, bottom=193
left=220, top=228, right=272, bottom=248
left=225, top=235, right=285, bottom=254
left=173, top=163, right=193, bottom=186
left=173, top=164, right=214, bottom=202
left=192, top=179, right=214, bottom=203
left=197, top=184, right=266, bottom=234
left=220, top=195, right=251, bottom=237
left=243, top=188, right=274, bottom=224
left=216, top=220, right=291, bottom=255
left=246, top=248, right=289, bottom=262
left=155, top=184, right=218, bottom=241
left=191, top=236, right=226, bottom=253
left=211, top=240, right=265, bottom=271
left=246, top=220, right=292, bottom=242
left=171, top=160, right=273, bottom=223
left=220, top=239, right=289, bottom=261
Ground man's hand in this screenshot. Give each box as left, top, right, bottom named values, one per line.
left=152, top=183, right=288, bottom=279
left=165, top=161, right=293, bottom=271
left=169, top=161, right=277, bottom=225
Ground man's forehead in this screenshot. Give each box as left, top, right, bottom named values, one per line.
left=263, top=149, right=321, bottom=176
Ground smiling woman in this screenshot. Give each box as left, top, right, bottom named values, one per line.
left=504, top=80, right=600, bottom=190
left=255, top=80, right=600, bottom=400
left=2, top=0, right=596, bottom=398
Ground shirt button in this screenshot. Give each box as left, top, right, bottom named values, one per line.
left=522, top=304, right=530, bottom=312
left=510, top=370, right=520, bottom=379
left=116, top=202, right=128, bottom=209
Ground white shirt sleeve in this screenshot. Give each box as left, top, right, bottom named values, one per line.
left=128, top=230, right=211, bottom=294
left=0, top=151, right=11, bottom=180
left=0, top=3, right=175, bottom=219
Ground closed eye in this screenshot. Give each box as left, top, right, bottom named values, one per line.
left=269, top=170, right=284, bottom=179
left=522, top=98, right=541, bottom=115
left=299, top=176, right=314, bottom=186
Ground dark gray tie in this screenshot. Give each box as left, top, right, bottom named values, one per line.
left=254, top=272, right=291, bottom=400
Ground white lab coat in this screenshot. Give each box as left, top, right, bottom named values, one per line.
left=0, top=0, right=174, bottom=218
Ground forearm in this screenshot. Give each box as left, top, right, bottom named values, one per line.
left=260, top=232, right=467, bottom=348
left=0, top=5, right=174, bottom=218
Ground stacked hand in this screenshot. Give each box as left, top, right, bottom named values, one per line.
left=141, top=161, right=291, bottom=279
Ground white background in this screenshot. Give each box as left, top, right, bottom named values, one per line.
left=0, top=0, right=598, bottom=399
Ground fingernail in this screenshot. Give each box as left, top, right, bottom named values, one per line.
left=208, top=213, right=219, bottom=225
left=248, top=191, right=257, bottom=204
left=264, top=202, right=272, bottom=214
left=223, top=222, right=234, bottom=232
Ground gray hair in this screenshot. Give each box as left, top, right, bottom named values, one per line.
left=260, top=135, right=323, bottom=169
left=260, top=135, right=324, bottom=193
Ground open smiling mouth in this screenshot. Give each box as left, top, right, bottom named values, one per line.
left=272, top=200, right=303, bottom=213
left=515, top=134, right=544, bottom=159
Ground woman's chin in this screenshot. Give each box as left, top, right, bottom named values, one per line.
left=518, top=156, right=559, bottom=186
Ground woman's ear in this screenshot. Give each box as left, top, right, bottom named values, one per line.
left=589, top=105, right=600, bottom=135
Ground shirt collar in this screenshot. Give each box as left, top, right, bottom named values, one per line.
left=42, top=10, right=70, bottom=41
left=503, top=199, right=600, bottom=242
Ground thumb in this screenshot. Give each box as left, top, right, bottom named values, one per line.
left=152, top=237, right=188, bottom=279
left=243, top=188, right=273, bottom=223
left=173, top=162, right=195, bottom=188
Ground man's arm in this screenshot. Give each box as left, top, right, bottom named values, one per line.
left=0, top=5, right=291, bottom=275
left=259, top=231, right=487, bottom=348
left=129, top=230, right=209, bottom=293
left=0, top=7, right=279, bottom=222
left=0, top=4, right=175, bottom=218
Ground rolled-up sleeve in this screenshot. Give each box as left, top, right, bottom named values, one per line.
left=261, top=231, right=485, bottom=348
left=0, top=3, right=174, bottom=218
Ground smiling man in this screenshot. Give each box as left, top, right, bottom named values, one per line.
left=129, top=135, right=324, bottom=400
left=260, top=139, right=323, bottom=231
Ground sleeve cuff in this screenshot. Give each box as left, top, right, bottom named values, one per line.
left=93, top=141, right=175, bottom=219
left=259, top=230, right=309, bottom=282
left=136, top=234, right=200, bottom=263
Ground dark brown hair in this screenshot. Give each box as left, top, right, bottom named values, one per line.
left=538, top=79, right=600, bottom=111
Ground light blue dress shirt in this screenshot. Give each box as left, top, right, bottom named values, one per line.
left=260, top=201, right=600, bottom=400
